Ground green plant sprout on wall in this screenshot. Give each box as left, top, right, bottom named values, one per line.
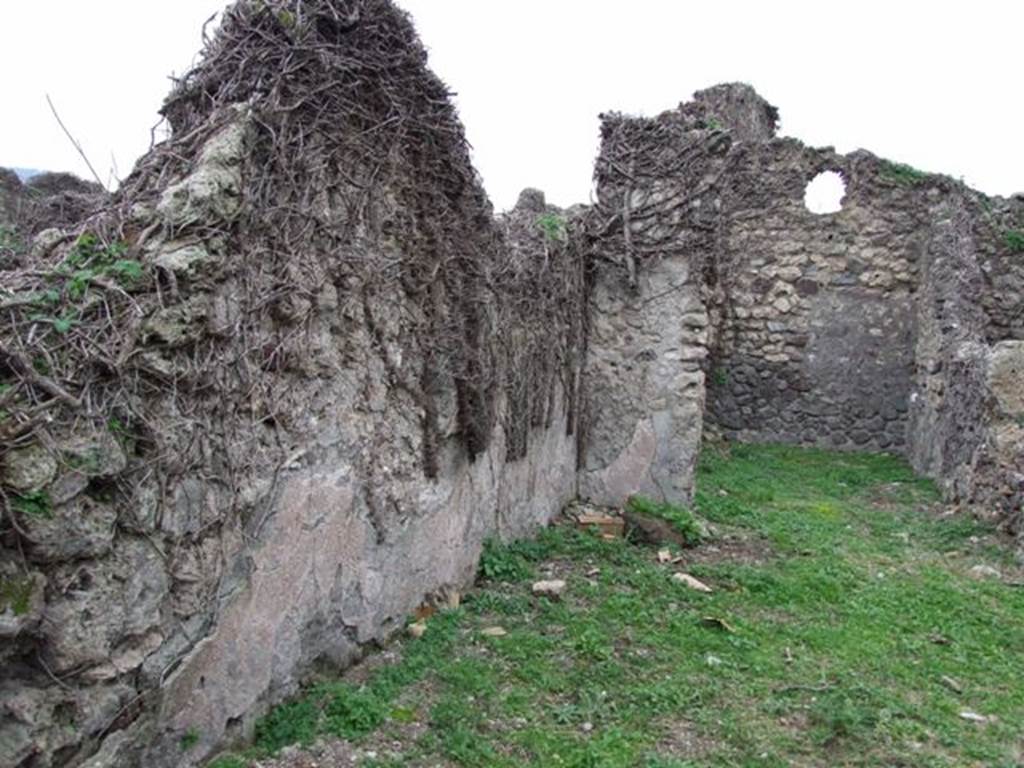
left=8, top=232, right=147, bottom=334
left=12, top=490, right=52, bottom=519
left=0, top=577, right=34, bottom=616
left=536, top=213, right=567, bottom=243
left=1004, top=229, right=1024, bottom=253
left=180, top=728, right=201, bottom=751
left=880, top=160, right=929, bottom=186
left=59, top=233, right=143, bottom=300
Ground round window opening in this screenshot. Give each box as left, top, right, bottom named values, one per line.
left=804, top=170, right=846, bottom=214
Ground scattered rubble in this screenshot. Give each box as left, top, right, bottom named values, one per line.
left=968, top=564, right=1002, bottom=580
left=532, top=580, right=568, bottom=600
left=672, top=573, right=714, bottom=593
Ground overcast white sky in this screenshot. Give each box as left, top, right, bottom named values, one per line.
left=2, top=1, right=1021, bottom=211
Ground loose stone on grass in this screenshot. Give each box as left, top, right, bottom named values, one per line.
left=532, top=579, right=567, bottom=600
left=968, top=564, right=1002, bottom=580
left=673, top=573, right=713, bottom=593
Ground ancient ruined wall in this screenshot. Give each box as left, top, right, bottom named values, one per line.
left=708, top=144, right=925, bottom=452
left=588, top=83, right=1023, bottom=542
left=906, top=200, right=990, bottom=496
left=906, top=192, right=1024, bottom=531
left=585, top=87, right=923, bottom=457
left=975, top=196, right=1024, bottom=343
left=0, top=170, right=22, bottom=271
left=581, top=257, right=707, bottom=506
left=580, top=105, right=721, bottom=506
left=0, top=169, right=23, bottom=229
left=0, top=170, right=106, bottom=270
left=959, top=194, right=1024, bottom=532
left=496, top=189, right=588, bottom=463
left=595, top=84, right=1022, bottom=465
left=22, top=173, right=107, bottom=235
left=0, top=170, right=105, bottom=234
left=976, top=342, right=1024, bottom=536
left=0, top=4, right=583, bottom=767
left=2, top=28, right=1022, bottom=766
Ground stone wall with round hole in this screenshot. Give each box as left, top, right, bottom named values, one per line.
left=804, top=170, right=846, bottom=214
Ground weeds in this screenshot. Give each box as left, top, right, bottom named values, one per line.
left=0, top=382, right=11, bottom=423
left=180, top=728, right=201, bottom=751
left=58, top=233, right=144, bottom=300
left=253, top=697, right=320, bottom=752
left=880, top=160, right=929, bottom=186
left=6, top=233, right=146, bottom=337
left=322, top=684, right=388, bottom=740
left=229, top=611, right=464, bottom=762
left=12, top=490, right=53, bottom=519
left=1004, top=229, right=1024, bottom=253
left=251, top=681, right=390, bottom=752
left=0, top=577, right=34, bottom=616
left=208, top=758, right=248, bottom=768
left=807, top=686, right=887, bottom=746
left=477, top=536, right=552, bottom=582
left=536, top=213, right=567, bottom=243
left=107, top=417, right=136, bottom=453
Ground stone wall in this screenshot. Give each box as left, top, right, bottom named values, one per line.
left=581, top=100, right=726, bottom=507
left=0, top=170, right=106, bottom=239
left=708, top=145, right=926, bottom=452
left=588, top=82, right=1023, bottom=538
left=906, top=195, right=1024, bottom=530
left=0, top=168, right=23, bottom=229
left=2, top=17, right=1022, bottom=768
left=580, top=256, right=707, bottom=506
left=588, top=87, right=929, bottom=455
left=134, top=368, right=579, bottom=767
left=976, top=196, right=1024, bottom=343
left=0, top=4, right=584, bottom=767
left=976, top=342, right=1024, bottom=535
left=905, top=201, right=990, bottom=498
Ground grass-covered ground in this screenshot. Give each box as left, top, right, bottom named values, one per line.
left=210, top=444, right=1024, bottom=768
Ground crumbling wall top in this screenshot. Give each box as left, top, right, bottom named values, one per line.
left=686, top=82, right=779, bottom=142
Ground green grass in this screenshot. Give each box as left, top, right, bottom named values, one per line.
left=880, top=160, right=930, bottom=186
left=478, top=536, right=539, bottom=583
left=209, top=444, right=1024, bottom=768
left=1005, top=229, right=1024, bottom=254
left=208, top=758, right=247, bottom=768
